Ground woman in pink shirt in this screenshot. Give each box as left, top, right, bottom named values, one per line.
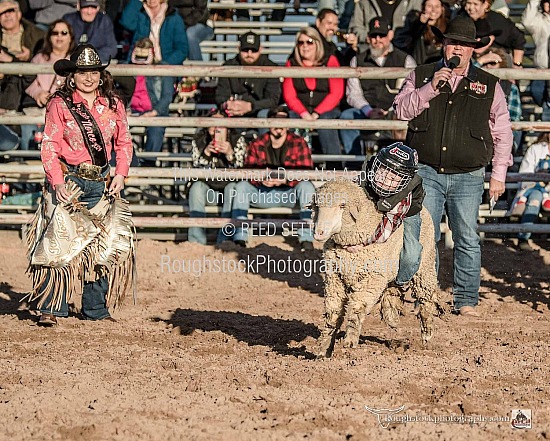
left=21, top=19, right=75, bottom=149
left=28, top=43, right=134, bottom=327
left=283, top=27, right=344, bottom=158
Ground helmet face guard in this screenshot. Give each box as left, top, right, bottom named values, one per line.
left=366, top=142, right=418, bottom=197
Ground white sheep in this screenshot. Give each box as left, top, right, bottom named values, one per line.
left=311, top=178, right=444, bottom=358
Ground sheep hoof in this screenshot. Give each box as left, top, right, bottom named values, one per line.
left=342, top=335, right=359, bottom=349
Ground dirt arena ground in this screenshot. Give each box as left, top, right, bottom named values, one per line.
left=0, top=230, right=549, bottom=441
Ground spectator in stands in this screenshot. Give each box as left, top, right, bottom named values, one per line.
left=0, top=0, right=44, bottom=148
left=66, top=0, right=135, bottom=105
left=188, top=109, right=246, bottom=244
left=0, top=0, right=44, bottom=62
left=509, top=133, right=550, bottom=251
left=120, top=0, right=188, bottom=158
left=231, top=106, right=315, bottom=250
left=393, top=16, right=513, bottom=316
left=349, top=0, right=422, bottom=49
left=63, top=0, right=117, bottom=63
left=340, top=17, right=416, bottom=156
left=120, top=0, right=188, bottom=66
left=283, top=27, right=344, bottom=159
left=476, top=46, right=523, bottom=153
left=461, top=0, right=525, bottom=68
left=393, top=0, right=449, bottom=65
left=128, top=38, right=174, bottom=166
left=29, top=0, right=76, bottom=31
left=169, top=0, right=213, bottom=61
left=215, top=32, right=281, bottom=120
left=522, top=0, right=550, bottom=122
left=21, top=19, right=74, bottom=150
left=314, top=8, right=358, bottom=66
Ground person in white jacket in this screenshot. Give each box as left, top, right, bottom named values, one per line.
left=508, top=133, right=550, bottom=250
left=522, top=0, right=550, bottom=121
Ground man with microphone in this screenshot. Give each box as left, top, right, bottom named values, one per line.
left=392, top=16, right=513, bottom=317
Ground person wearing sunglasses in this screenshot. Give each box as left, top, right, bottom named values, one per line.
left=0, top=0, right=44, bottom=150
left=283, top=27, right=344, bottom=162
left=216, top=31, right=281, bottom=121
left=0, top=0, right=44, bottom=63
left=20, top=19, right=75, bottom=150
left=63, top=0, right=118, bottom=65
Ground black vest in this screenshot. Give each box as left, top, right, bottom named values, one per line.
left=289, top=57, right=330, bottom=113
left=405, top=61, right=498, bottom=173
left=357, top=47, right=408, bottom=111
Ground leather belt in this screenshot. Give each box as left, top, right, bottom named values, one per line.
left=64, top=162, right=110, bottom=181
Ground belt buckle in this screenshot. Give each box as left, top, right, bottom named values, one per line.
left=78, top=163, right=102, bottom=180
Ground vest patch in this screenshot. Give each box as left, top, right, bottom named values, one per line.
left=470, top=81, right=487, bottom=95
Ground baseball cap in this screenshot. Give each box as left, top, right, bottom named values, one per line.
left=368, top=17, right=391, bottom=36
left=239, top=31, right=260, bottom=52
left=0, top=0, right=20, bottom=15
left=79, top=0, right=100, bottom=8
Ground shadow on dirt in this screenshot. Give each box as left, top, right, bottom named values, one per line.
left=161, top=308, right=320, bottom=358
left=217, top=241, right=324, bottom=296
left=0, top=282, right=35, bottom=320
left=438, top=238, right=550, bottom=312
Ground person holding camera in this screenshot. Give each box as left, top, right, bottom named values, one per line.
left=188, top=109, right=247, bottom=245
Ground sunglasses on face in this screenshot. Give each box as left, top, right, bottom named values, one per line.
left=0, top=8, right=17, bottom=15
left=297, top=39, right=315, bottom=47
left=51, top=30, right=69, bottom=36
left=240, top=48, right=259, bottom=53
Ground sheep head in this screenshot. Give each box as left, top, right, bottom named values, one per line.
left=311, top=178, right=380, bottom=245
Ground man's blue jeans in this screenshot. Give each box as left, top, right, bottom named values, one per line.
left=518, top=188, right=544, bottom=241
left=188, top=181, right=237, bottom=244
left=339, top=107, right=365, bottom=155
left=231, top=180, right=315, bottom=243
left=39, top=170, right=112, bottom=320
left=398, top=165, right=485, bottom=311
left=289, top=110, right=342, bottom=156
left=186, top=23, right=214, bottom=61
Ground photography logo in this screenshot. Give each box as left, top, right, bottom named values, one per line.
left=511, top=409, right=532, bottom=429
left=365, top=405, right=405, bottom=428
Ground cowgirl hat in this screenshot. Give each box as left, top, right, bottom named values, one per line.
left=54, top=43, right=110, bottom=77
left=431, top=16, right=490, bottom=49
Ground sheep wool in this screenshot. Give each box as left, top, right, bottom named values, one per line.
left=312, top=178, right=445, bottom=358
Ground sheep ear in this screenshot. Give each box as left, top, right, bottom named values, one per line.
left=349, top=204, right=360, bottom=222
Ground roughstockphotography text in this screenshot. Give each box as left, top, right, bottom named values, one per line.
left=160, top=255, right=399, bottom=278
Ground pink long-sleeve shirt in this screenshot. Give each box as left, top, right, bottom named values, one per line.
left=25, top=53, right=67, bottom=102
left=41, top=91, right=133, bottom=186
left=393, top=65, right=513, bottom=182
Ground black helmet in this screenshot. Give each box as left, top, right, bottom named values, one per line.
left=366, top=142, right=418, bottom=197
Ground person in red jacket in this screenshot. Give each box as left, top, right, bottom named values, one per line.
left=283, top=27, right=344, bottom=161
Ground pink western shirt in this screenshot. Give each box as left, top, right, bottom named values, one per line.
left=41, top=91, right=133, bottom=187
left=393, top=65, right=513, bottom=182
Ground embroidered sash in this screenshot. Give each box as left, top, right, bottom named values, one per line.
left=56, top=92, right=108, bottom=166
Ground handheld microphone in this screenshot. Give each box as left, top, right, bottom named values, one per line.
left=436, top=56, right=460, bottom=89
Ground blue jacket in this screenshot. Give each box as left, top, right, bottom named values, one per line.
left=63, top=12, right=118, bottom=64
left=120, top=0, right=188, bottom=65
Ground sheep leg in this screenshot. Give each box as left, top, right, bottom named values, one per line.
left=317, top=274, right=347, bottom=358
left=380, top=285, right=405, bottom=329
left=343, top=282, right=383, bottom=349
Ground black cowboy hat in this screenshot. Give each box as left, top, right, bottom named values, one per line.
left=431, top=16, right=490, bottom=49
left=54, top=43, right=110, bottom=77
left=474, top=18, right=502, bottom=38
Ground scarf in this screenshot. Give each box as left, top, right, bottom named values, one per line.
left=144, top=2, right=167, bottom=63
left=366, top=193, right=412, bottom=244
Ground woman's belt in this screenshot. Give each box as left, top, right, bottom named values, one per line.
left=64, top=162, right=110, bottom=181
